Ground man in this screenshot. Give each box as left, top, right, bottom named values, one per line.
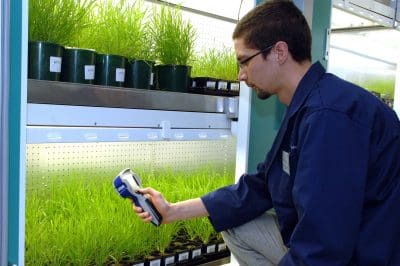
left=134, top=1, right=400, bottom=265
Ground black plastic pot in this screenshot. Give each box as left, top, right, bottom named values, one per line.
left=95, top=54, right=127, bottom=87
left=155, top=65, right=191, bottom=92
left=28, top=41, right=64, bottom=81
left=175, top=248, right=190, bottom=264
left=191, top=77, right=217, bottom=90
left=202, top=242, right=217, bottom=255
left=146, top=254, right=162, bottom=266
left=189, top=77, right=218, bottom=95
left=162, top=252, right=176, bottom=266
left=202, top=240, right=230, bottom=263
left=190, top=245, right=203, bottom=260
left=61, top=48, right=96, bottom=84
left=125, top=60, right=154, bottom=89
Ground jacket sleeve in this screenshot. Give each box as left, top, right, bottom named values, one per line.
left=279, top=109, right=370, bottom=265
left=201, top=159, right=273, bottom=232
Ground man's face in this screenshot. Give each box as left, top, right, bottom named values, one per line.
left=234, top=38, right=278, bottom=100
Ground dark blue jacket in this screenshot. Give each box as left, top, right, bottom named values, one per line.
left=201, top=62, right=400, bottom=265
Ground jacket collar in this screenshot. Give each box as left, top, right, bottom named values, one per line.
left=262, top=62, right=326, bottom=175
left=286, top=61, right=326, bottom=118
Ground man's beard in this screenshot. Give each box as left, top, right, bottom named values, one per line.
left=255, top=88, right=271, bottom=100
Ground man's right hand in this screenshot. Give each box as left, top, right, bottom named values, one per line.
left=132, top=187, right=210, bottom=224
left=132, top=187, right=172, bottom=224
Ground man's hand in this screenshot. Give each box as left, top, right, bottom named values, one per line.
left=132, top=187, right=209, bottom=224
left=132, top=187, right=172, bottom=224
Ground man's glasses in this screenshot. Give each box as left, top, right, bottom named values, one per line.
left=238, top=43, right=275, bottom=69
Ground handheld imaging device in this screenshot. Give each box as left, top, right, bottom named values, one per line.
left=113, top=168, right=162, bottom=226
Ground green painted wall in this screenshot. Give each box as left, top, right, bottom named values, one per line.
left=8, top=0, right=27, bottom=264
left=311, top=0, right=331, bottom=68
left=248, top=95, right=284, bottom=171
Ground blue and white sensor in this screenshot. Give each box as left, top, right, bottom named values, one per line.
left=114, top=168, right=162, bottom=226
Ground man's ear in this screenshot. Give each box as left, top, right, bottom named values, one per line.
left=274, top=41, right=289, bottom=63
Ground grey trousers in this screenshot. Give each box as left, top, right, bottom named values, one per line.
left=221, top=212, right=288, bottom=266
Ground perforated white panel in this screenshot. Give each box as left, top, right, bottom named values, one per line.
left=184, top=13, right=236, bottom=52
left=26, top=138, right=236, bottom=190
left=142, top=1, right=255, bottom=53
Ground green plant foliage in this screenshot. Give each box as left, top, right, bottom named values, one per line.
left=77, top=0, right=153, bottom=60
left=179, top=171, right=233, bottom=244
left=146, top=169, right=234, bottom=245
left=150, top=4, right=196, bottom=65
left=184, top=217, right=215, bottom=244
left=25, top=175, right=153, bottom=265
left=25, top=168, right=235, bottom=265
left=353, top=76, right=395, bottom=98
left=192, top=47, right=238, bottom=81
left=148, top=222, right=182, bottom=254
left=29, top=0, right=95, bottom=45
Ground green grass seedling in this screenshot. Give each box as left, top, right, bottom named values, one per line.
left=150, top=4, right=196, bottom=65
left=192, top=48, right=238, bottom=81
left=77, top=0, right=152, bottom=60
left=29, top=0, right=95, bottom=45
left=25, top=167, right=235, bottom=264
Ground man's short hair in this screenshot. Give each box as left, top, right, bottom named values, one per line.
left=233, top=0, right=312, bottom=62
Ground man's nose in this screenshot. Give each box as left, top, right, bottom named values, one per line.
left=238, top=68, right=246, bottom=81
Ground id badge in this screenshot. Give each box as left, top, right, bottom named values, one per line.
left=282, top=151, right=290, bottom=175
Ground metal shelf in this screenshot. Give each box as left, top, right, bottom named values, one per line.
left=27, top=80, right=239, bottom=143
left=333, top=0, right=398, bottom=28
left=28, top=79, right=231, bottom=113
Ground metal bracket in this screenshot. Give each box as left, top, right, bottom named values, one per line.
left=324, top=28, right=331, bottom=61
left=160, top=120, right=171, bottom=140
left=224, top=97, right=239, bottom=119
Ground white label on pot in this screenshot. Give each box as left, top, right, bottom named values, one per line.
left=150, top=72, right=154, bottom=85
left=218, top=81, right=228, bottom=91
left=84, top=65, right=95, bottom=80
left=206, top=244, right=216, bottom=254
left=164, top=256, right=175, bottom=265
left=149, top=259, right=161, bottom=266
left=230, top=82, right=240, bottom=91
left=49, top=56, right=62, bottom=73
left=192, top=248, right=202, bottom=258
left=178, top=251, right=189, bottom=261
left=115, top=68, right=125, bottom=82
left=218, top=243, right=227, bottom=251
left=207, top=81, right=216, bottom=89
